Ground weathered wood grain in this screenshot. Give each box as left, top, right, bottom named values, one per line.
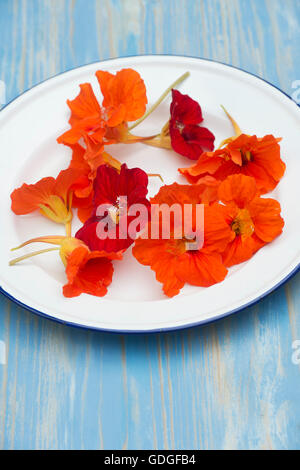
left=0, top=0, right=300, bottom=450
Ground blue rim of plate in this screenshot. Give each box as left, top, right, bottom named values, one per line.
left=1, top=54, right=299, bottom=334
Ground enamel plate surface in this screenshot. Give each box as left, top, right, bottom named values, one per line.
left=0, top=55, right=299, bottom=332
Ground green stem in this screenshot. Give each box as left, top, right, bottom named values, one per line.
left=128, top=71, right=190, bottom=131
left=9, top=247, right=60, bottom=266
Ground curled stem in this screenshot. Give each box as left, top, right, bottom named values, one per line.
left=148, top=173, right=164, bottom=183
left=221, top=105, right=242, bottom=136
left=9, top=247, right=60, bottom=266
left=128, top=71, right=190, bottom=131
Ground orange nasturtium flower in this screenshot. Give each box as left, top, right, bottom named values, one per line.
left=57, top=83, right=107, bottom=145
left=9, top=236, right=122, bottom=298
left=179, top=107, right=286, bottom=195
left=67, top=139, right=121, bottom=223
left=216, top=174, right=284, bottom=267
left=59, top=237, right=122, bottom=298
left=96, top=68, right=147, bottom=127
left=10, top=168, right=88, bottom=233
left=57, top=68, right=148, bottom=146
left=132, top=183, right=232, bottom=297
left=179, top=134, right=286, bottom=195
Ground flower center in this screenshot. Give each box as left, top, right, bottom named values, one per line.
left=241, top=150, right=253, bottom=165
left=231, top=209, right=254, bottom=239
left=108, top=205, right=120, bottom=224
left=105, top=122, right=129, bottom=143
left=167, top=236, right=197, bottom=255
left=39, top=195, right=72, bottom=224
left=175, top=120, right=185, bottom=133
left=107, top=196, right=126, bottom=225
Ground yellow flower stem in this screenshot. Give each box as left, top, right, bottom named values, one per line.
left=221, top=105, right=242, bottom=136
left=128, top=71, right=190, bottom=131
left=147, top=173, right=164, bottom=183
left=11, top=236, right=65, bottom=252
left=125, top=133, right=160, bottom=143
left=65, top=221, right=72, bottom=238
left=142, top=136, right=172, bottom=150
left=9, top=247, right=60, bottom=266
left=161, top=120, right=170, bottom=136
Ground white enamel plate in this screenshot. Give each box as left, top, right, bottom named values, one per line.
left=0, top=55, right=299, bottom=332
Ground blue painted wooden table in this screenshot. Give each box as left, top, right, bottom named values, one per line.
left=0, top=0, right=300, bottom=450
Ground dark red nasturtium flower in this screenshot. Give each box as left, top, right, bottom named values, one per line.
left=169, top=89, right=215, bottom=160
left=76, top=164, right=150, bottom=252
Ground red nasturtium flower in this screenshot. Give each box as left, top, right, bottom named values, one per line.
left=216, top=174, right=284, bottom=267
left=169, top=89, right=215, bottom=159
left=57, top=68, right=147, bottom=146
left=59, top=237, right=122, bottom=298
left=145, top=89, right=215, bottom=160
left=10, top=168, right=88, bottom=227
left=76, top=164, right=150, bottom=253
left=132, top=183, right=232, bottom=297
left=179, top=134, right=286, bottom=194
